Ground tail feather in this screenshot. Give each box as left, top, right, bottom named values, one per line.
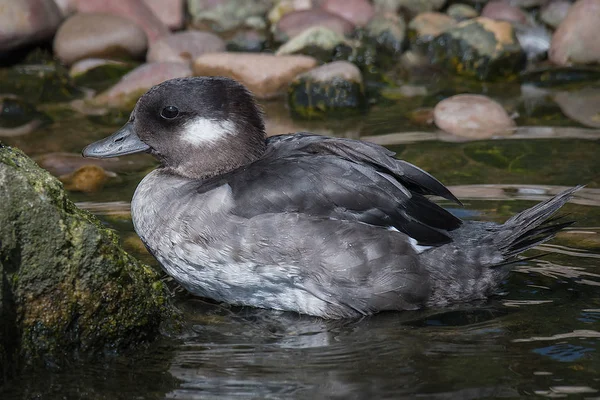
left=494, top=186, right=582, bottom=259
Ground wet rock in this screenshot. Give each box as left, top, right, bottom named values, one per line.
left=147, top=31, right=226, bottom=64
left=193, top=52, right=317, bottom=99
left=143, top=0, right=184, bottom=30
left=0, top=96, right=50, bottom=137
left=549, top=0, right=600, bottom=65
left=268, top=0, right=312, bottom=25
left=274, top=9, right=355, bottom=42
left=364, top=13, right=407, bottom=54
left=321, top=0, right=375, bottom=27
left=60, top=165, right=117, bottom=192
left=0, top=0, right=63, bottom=53
left=514, top=23, right=551, bottom=60
left=69, top=58, right=129, bottom=77
left=540, top=0, right=571, bottom=29
left=0, top=144, right=172, bottom=366
left=374, top=0, right=447, bottom=17
left=76, top=0, right=169, bottom=42
left=53, top=13, right=148, bottom=65
left=275, top=26, right=353, bottom=60
left=447, top=4, right=478, bottom=21
left=288, top=61, right=366, bottom=118
left=481, top=1, right=529, bottom=24
left=504, top=0, right=549, bottom=8
left=93, top=62, right=192, bottom=108
left=434, top=94, right=516, bottom=138
left=408, top=12, right=456, bottom=49
left=554, top=88, right=600, bottom=128
left=408, top=107, right=435, bottom=125
left=188, top=0, right=272, bottom=33
left=520, top=66, right=600, bottom=87
left=429, top=17, right=526, bottom=80
left=34, top=152, right=155, bottom=176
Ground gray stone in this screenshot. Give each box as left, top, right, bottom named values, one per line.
left=276, top=26, right=354, bottom=60
left=365, top=14, right=407, bottom=54
left=188, top=0, right=272, bottom=33
left=447, top=4, right=479, bottom=21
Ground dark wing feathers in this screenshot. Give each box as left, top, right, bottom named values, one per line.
left=223, top=134, right=461, bottom=246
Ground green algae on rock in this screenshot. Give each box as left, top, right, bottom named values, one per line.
left=0, top=143, right=173, bottom=372
left=288, top=61, right=367, bottom=119
left=428, top=17, right=526, bottom=81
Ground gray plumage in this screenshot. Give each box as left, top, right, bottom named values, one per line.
left=83, top=77, right=580, bottom=319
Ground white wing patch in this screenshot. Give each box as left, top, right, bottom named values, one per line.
left=388, top=226, right=433, bottom=254
left=181, top=117, right=236, bottom=145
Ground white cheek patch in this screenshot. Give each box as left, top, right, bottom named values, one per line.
left=181, top=117, right=236, bottom=145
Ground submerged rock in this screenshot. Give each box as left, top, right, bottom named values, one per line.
left=59, top=164, right=117, bottom=192
left=53, top=13, right=148, bottom=65
left=193, top=52, right=317, bottom=99
left=0, top=144, right=172, bottom=371
left=549, top=0, right=600, bottom=65
left=288, top=61, right=367, bottom=119
left=429, top=17, right=526, bottom=80
left=433, top=94, right=516, bottom=138
left=34, top=151, right=155, bottom=176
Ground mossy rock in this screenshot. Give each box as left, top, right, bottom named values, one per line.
left=0, top=143, right=174, bottom=376
left=428, top=17, right=526, bottom=81
left=288, top=61, right=367, bottom=119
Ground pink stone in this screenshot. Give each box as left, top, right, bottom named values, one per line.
left=275, top=9, right=355, bottom=41
left=142, top=0, right=184, bottom=30
left=147, top=31, right=226, bottom=63
left=321, top=0, right=375, bottom=27
left=0, top=0, right=63, bottom=52
left=481, top=1, right=529, bottom=24
left=75, top=0, right=169, bottom=42
left=550, top=0, right=600, bottom=65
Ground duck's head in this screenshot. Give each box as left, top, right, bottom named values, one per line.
left=83, top=77, right=266, bottom=179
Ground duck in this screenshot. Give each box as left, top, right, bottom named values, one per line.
left=83, top=76, right=579, bottom=319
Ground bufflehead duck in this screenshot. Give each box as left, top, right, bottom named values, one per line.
left=83, top=76, right=579, bottom=319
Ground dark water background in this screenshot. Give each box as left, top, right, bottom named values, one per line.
left=1, top=59, right=599, bottom=399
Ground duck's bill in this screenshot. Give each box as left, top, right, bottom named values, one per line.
left=82, top=122, right=150, bottom=158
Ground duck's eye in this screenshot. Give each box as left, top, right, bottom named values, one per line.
left=161, top=106, right=179, bottom=119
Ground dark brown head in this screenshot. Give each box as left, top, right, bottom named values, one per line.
left=83, top=77, right=266, bottom=179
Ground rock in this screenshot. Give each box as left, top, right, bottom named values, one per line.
left=53, top=13, right=148, bottom=65
left=267, top=0, right=312, bottom=25
left=374, top=0, right=447, bottom=17
left=504, top=0, right=548, bottom=8
left=76, top=0, right=169, bottom=42
left=513, top=23, right=551, bottom=60
left=408, top=12, right=456, bottom=48
left=276, top=26, right=354, bottom=60
left=554, top=88, right=600, bottom=128
left=364, top=13, right=407, bottom=54
left=69, top=58, right=129, bottom=77
left=93, top=62, right=192, bottom=107
left=53, top=0, right=78, bottom=17
left=143, top=0, right=184, bottom=30
left=549, top=0, right=600, bottom=65
left=147, top=31, right=226, bottom=64
left=0, top=96, right=50, bottom=137
left=540, top=0, right=571, bottom=28
left=0, top=0, right=63, bottom=53
left=193, top=52, right=317, bottom=99
left=34, top=152, right=155, bottom=176
left=226, top=29, right=268, bottom=52
left=433, top=94, right=516, bottom=138
left=321, top=0, right=375, bottom=27
left=481, top=1, right=529, bottom=24
left=59, top=165, right=117, bottom=192
left=188, top=0, right=272, bottom=33
left=429, top=17, right=526, bottom=80
left=274, top=9, right=355, bottom=42
left=288, top=61, right=366, bottom=118
left=407, top=107, right=434, bottom=125
left=0, top=144, right=172, bottom=367
left=447, top=4, right=478, bottom=21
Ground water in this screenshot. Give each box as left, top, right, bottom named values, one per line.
left=1, top=61, right=600, bottom=399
